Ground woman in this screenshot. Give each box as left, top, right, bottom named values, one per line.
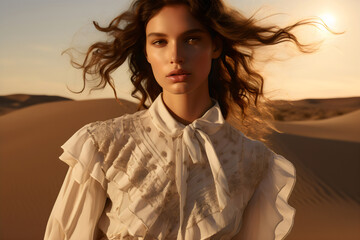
left=44, top=0, right=323, bottom=239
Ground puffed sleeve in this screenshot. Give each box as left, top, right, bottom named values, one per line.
left=235, top=152, right=296, bottom=240
left=44, top=124, right=107, bottom=240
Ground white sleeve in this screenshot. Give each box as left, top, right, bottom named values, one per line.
left=44, top=125, right=107, bottom=240
left=234, top=153, right=296, bottom=240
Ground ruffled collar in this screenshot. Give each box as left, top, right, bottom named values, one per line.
left=148, top=93, right=231, bottom=239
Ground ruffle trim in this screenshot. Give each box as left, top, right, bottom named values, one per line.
left=183, top=203, right=238, bottom=239
left=243, top=152, right=295, bottom=240
left=114, top=196, right=239, bottom=240
left=105, top=161, right=178, bottom=238
left=59, top=124, right=107, bottom=190
left=104, top=140, right=239, bottom=239
left=272, top=154, right=296, bottom=239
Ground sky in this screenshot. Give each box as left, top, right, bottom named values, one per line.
left=0, top=0, right=359, bottom=101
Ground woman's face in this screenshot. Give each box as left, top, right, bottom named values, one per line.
left=145, top=4, right=221, bottom=97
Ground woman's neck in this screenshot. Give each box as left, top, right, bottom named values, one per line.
left=162, top=91, right=213, bottom=125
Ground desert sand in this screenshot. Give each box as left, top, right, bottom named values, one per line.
left=0, top=96, right=359, bottom=239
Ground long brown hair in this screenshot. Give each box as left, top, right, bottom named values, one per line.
left=68, top=0, right=332, bottom=139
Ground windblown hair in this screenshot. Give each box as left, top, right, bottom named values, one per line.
left=68, top=0, right=329, bottom=139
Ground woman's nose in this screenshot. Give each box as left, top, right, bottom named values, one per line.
left=170, top=41, right=184, bottom=64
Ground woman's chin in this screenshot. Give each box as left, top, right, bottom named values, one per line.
left=163, top=83, right=192, bottom=95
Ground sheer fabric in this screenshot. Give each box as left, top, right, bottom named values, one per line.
left=44, top=94, right=295, bottom=240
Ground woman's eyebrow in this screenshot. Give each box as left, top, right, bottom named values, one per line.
left=147, top=28, right=206, bottom=38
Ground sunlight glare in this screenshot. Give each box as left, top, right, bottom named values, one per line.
left=319, top=13, right=337, bottom=29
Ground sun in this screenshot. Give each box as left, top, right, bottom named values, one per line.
left=319, top=12, right=337, bottom=29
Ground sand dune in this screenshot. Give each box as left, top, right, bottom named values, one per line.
left=274, top=110, right=360, bottom=143
left=270, top=97, right=360, bottom=121
left=268, top=132, right=360, bottom=240
left=0, top=94, right=71, bottom=116
left=0, top=99, right=137, bottom=240
left=0, top=98, right=359, bottom=239
left=269, top=111, right=360, bottom=239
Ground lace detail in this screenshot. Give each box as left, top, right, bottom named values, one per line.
left=84, top=112, right=180, bottom=237
left=87, top=119, right=117, bottom=154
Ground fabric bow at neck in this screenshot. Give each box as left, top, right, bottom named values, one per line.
left=148, top=94, right=231, bottom=239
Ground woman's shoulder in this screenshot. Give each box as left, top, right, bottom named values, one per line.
left=83, top=110, right=147, bottom=150
left=62, top=110, right=148, bottom=163
left=224, top=121, right=273, bottom=157
left=222, top=123, right=278, bottom=186
left=60, top=110, right=149, bottom=178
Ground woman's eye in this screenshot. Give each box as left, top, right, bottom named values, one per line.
left=186, top=37, right=199, bottom=44
left=152, top=40, right=166, bottom=46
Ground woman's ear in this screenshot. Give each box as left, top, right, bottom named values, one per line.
left=212, top=36, right=223, bottom=59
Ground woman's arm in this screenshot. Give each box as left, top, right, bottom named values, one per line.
left=232, top=153, right=296, bottom=240
left=44, top=123, right=108, bottom=240
left=44, top=166, right=106, bottom=240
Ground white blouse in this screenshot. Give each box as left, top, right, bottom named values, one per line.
left=44, top=94, right=296, bottom=240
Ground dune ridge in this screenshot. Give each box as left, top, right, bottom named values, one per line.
left=271, top=96, right=360, bottom=121
left=274, top=110, right=360, bottom=143
left=0, top=94, right=71, bottom=116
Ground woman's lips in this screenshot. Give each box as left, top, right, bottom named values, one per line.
left=167, top=74, right=190, bottom=82
left=166, top=69, right=191, bottom=82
